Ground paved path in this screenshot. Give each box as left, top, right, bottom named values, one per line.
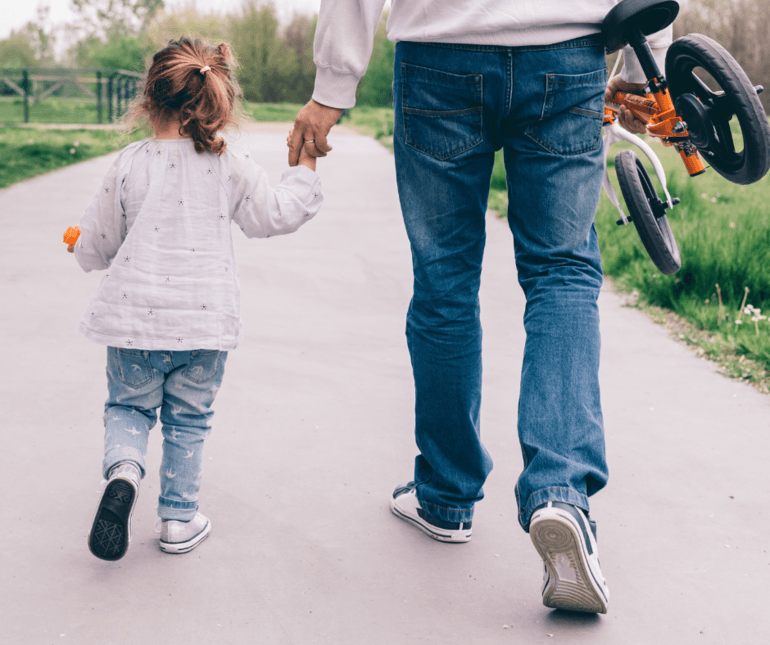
left=2, top=126, right=769, bottom=645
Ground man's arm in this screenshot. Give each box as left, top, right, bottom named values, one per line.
left=289, top=0, right=389, bottom=166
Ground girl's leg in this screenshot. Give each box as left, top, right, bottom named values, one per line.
left=157, top=350, right=228, bottom=521
left=104, top=347, right=164, bottom=478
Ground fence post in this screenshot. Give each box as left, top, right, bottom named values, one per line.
left=96, top=70, right=102, bottom=124
left=107, top=74, right=113, bottom=123
left=22, top=69, right=29, bottom=123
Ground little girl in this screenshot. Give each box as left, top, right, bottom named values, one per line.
left=69, top=37, right=321, bottom=560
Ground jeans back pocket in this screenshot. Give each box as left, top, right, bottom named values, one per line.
left=401, top=62, right=483, bottom=161
left=183, top=350, right=225, bottom=385
left=524, top=68, right=607, bottom=156
left=114, top=348, right=153, bottom=389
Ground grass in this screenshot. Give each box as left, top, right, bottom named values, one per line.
left=0, top=127, right=144, bottom=189
left=0, top=96, right=108, bottom=125
left=343, top=104, right=770, bottom=392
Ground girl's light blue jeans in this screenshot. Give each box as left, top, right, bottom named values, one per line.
left=393, top=37, right=609, bottom=531
left=103, top=347, right=227, bottom=521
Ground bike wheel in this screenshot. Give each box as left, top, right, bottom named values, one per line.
left=666, top=34, right=770, bottom=185
left=615, top=149, right=681, bottom=275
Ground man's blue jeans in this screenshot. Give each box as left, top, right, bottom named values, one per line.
left=393, top=36, right=609, bottom=531
left=103, top=347, right=227, bottom=521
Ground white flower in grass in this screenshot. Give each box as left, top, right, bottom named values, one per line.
left=711, top=197, right=717, bottom=203
left=73, top=140, right=80, bottom=147
left=69, top=148, right=76, bottom=155
left=701, top=193, right=708, bottom=199
left=735, top=319, right=743, bottom=324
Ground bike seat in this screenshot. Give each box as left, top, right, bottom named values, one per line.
left=602, top=0, right=679, bottom=53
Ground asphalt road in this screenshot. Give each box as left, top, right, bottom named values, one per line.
left=2, top=125, right=768, bottom=644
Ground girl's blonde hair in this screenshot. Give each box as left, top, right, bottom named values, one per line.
left=126, top=37, right=243, bottom=154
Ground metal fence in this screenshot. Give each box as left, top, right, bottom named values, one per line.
left=0, top=68, right=142, bottom=124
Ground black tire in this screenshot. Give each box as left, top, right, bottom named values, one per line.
left=615, top=149, right=682, bottom=275
left=666, top=34, right=770, bottom=185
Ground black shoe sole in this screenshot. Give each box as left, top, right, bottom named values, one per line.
left=88, top=479, right=136, bottom=561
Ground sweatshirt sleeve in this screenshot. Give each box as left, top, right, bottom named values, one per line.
left=620, top=24, right=673, bottom=84
left=311, top=0, right=390, bottom=108
left=74, top=152, right=128, bottom=273
left=231, top=162, right=323, bottom=238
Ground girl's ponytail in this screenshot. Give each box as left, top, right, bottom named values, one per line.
left=126, top=37, right=243, bottom=155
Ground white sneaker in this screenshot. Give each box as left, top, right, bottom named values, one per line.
left=88, top=461, right=141, bottom=561
left=390, top=482, right=472, bottom=543
left=529, top=501, right=610, bottom=614
left=159, top=512, right=211, bottom=554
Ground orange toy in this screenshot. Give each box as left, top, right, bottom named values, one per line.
left=63, top=226, right=81, bottom=246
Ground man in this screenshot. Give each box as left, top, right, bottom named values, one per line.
left=289, top=0, right=671, bottom=614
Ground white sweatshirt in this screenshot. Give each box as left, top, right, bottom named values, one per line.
left=74, top=138, right=322, bottom=351
left=312, top=0, right=673, bottom=108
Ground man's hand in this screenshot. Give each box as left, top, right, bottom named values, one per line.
left=288, top=99, right=344, bottom=166
left=605, top=76, right=648, bottom=135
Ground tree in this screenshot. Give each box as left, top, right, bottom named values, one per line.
left=70, top=0, right=166, bottom=38
left=228, top=1, right=299, bottom=102
left=0, top=32, right=39, bottom=69
left=73, top=33, right=151, bottom=71
left=282, top=12, right=316, bottom=102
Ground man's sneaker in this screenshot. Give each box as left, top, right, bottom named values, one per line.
left=390, top=482, right=472, bottom=543
left=88, top=461, right=141, bottom=561
left=159, top=512, right=211, bottom=554
left=529, top=501, right=610, bottom=614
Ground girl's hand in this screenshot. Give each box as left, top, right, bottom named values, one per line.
left=288, top=128, right=317, bottom=172
left=67, top=244, right=75, bottom=253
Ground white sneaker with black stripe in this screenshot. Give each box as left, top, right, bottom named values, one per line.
left=390, top=482, right=472, bottom=543
left=529, top=501, right=610, bottom=614
left=159, top=512, right=211, bottom=554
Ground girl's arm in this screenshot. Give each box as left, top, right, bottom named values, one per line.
left=231, top=155, right=323, bottom=238
left=73, top=156, right=127, bottom=272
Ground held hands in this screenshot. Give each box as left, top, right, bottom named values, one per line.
left=288, top=128, right=317, bottom=172
left=288, top=99, right=344, bottom=167
left=605, top=76, right=648, bottom=135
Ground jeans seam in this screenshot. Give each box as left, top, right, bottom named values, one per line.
left=405, top=36, right=603, bottom=53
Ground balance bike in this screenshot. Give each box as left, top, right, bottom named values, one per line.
left=601, top=0, right=770, bottom=275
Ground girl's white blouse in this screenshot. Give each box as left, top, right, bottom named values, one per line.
left=74, top=137, right=322, bottom=351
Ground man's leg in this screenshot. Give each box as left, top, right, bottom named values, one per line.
left=503, top=36, right=610, bottom=612
left=391, top=41, right=507, bottom=533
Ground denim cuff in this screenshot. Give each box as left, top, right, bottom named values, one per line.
left=419, top=498, right=474, bottom=524
left=158, top=495, right=198, bottom=522
left=518, top=487, right=590, bottom=532
left=102, top=448, right=146, bottom=479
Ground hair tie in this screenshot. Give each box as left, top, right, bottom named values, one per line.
left=200, top=66, right=211, bottom=75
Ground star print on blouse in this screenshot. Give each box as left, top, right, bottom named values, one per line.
left=224, top=267, right=229, bottom=272
left=245, top=195, right=251, bottom=202
left=207, top=169, right=213, bottom=174
left=190, top=248, right=195, bottom=253
left=126, top=339, right=133, bottom=346
left=304, top=212, right=309, bottom=217
left=312, top=192, right=319, bottom=198
left=244, top=154, right=250, bottom=159
left=227, top=175, right=231, bottom=181
left=122, top=293, right=128, bottom=298
left=219, top=214, right=225, bottom=220
left=177, top=338, right=183, bottom=343
left=201, top=304, right=207, bottom=310
left=165, top=276, right=171, bottom=282
left=178, top=200, right=184, bottom=206
left=155, top=226, right=160, bottom=232
left=148, top=309, right=154, bottom=316
left=101, top=233, right=106, bottom=239
left=124, top=256, right=130, bottom=262
left=156, top=151, right=162, bottom=156
left=104, top=187, right=109, bottom=193
left=170, top=163, right=176, bottom=168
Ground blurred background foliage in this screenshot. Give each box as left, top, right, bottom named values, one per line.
left=2, top=0, right=769, bottom=109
